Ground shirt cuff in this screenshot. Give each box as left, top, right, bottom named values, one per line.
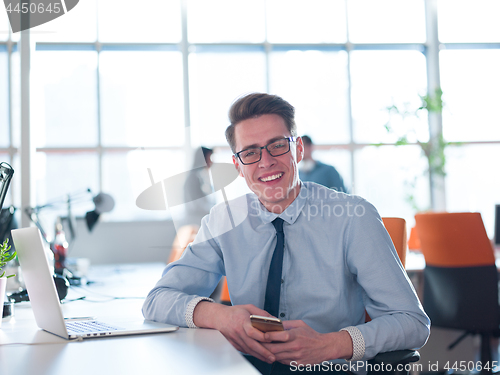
left=340, top=326, right=365, bottom=361
left=185, top=296, right=214, bottom=328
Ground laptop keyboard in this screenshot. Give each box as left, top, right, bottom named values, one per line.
left=66, top=320, right=121, bottom=335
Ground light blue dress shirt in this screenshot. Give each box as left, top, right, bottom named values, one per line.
left=142, top=182, right=430, bottom=360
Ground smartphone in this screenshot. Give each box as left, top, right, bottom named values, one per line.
left=250, top=315, right=284, bottom=332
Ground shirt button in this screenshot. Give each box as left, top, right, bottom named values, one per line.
left=281, top=279, right=284, bottom=283
left=280, top=313, right=285, bottom=318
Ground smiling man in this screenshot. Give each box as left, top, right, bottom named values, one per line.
left=143, top=93, right=430, bottom=375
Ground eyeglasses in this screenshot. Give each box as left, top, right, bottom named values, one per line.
left=235, top=137, right=296, bottom=165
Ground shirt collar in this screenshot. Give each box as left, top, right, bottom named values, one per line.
left=253, top=182, right=308, bottom=226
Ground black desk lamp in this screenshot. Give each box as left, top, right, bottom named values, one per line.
left=86, top=192, right=115, bottom=231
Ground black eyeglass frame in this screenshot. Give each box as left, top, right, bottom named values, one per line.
left=234, top=137, right=296, bottom=165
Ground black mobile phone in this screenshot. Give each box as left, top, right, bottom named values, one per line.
left=250, top=315, right=284, bottom=332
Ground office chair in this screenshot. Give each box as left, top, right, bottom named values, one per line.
left=381, top=217, right=408, bottom=266
left=415, top=212, right=500, bottom=374
left=365, top=217, right=408, bottom=324
left=407, top=225, right=421, bottom=251
left=219, top=277, right=231, bottom=306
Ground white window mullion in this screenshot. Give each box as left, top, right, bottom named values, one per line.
left=425, top=0, right=446, bottom=210
left=20, top=30, right=34, bottom=227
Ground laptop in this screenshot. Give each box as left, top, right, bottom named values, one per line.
left=11, top=226, right=178, bottom=340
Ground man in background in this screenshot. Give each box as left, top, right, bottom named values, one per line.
left=299, top=135, right=347, bottom=192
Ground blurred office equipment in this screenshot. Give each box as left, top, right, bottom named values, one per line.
left=0, top=162, right=16, bottom=243
left=0, top=162, right=14, bottom=318
left=0, top=161, right=16, bottom=264
left=25, top=189, right=115, bottom=245
left=415, top=212, right=499, bottom=374
left=21, top=189, right=114, bottom=292
left=0, top=162, right=14, bottom=211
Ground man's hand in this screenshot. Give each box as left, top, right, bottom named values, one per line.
left=262, top=320, right=353, bottom=366
left=193, top=302, right=277, bottom=363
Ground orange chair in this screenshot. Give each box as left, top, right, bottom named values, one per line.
left=415, top=212, right=499, bottom=372
left=407, top=225, right=421, bottom=251
left=364, top=217, right=408, bottom=323
left=219, top=277, right=231, bottom=306
left=369, top=218, right=421, bottom=372
left=382, top=217, right=408, bottom=267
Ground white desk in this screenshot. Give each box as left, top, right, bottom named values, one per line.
left=0, top=263, right=259, bottom=375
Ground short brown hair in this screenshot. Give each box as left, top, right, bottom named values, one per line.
left=225, top=93, right=297, bottom=153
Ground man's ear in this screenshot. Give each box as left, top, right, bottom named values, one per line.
left=295, top=136, right=304, bottom=163
left=232, top=155, right=244, bottom=177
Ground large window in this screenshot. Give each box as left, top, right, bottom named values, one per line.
left=1, top=0, right=499, bottom=236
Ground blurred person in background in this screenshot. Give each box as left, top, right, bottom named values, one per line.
left=299, top=135, right=347, bottom=193
left=182, top=146, right=215, bottom=227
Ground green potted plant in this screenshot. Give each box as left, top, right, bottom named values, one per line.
left=382, top=88, right=459, bottom=211
left=0, top=238, right=17, bottom=327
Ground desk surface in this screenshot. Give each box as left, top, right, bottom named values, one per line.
left=0, top=263, right=259, bottom=375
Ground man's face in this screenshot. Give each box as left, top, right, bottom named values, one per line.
left=232, top=114, right=303, bottom=213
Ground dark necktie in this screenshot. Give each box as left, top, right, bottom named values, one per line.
left=264, top=218, right=285, bottom=318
